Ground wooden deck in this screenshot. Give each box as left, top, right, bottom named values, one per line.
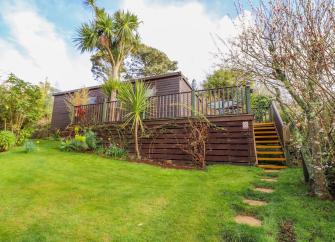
left=71, top=85, right=258, bottom=165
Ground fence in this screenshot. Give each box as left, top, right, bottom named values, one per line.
left=73, top=85, right=252, bottom=125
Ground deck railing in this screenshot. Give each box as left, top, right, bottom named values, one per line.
left=73, top=84, right=252, bottom=125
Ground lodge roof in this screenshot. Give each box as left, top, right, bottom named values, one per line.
left=52, top=71, right=190, bottom=96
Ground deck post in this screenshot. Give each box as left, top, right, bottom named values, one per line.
left=191, top=79, right=196, bottom=116
left=102, top=100, right=107, bottom=123
left=245, top=81, right=251, bottom=114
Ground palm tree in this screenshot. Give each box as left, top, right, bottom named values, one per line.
left=74, top=0, right=140, bottom=79
left=117, top=81, right=150, bottom=159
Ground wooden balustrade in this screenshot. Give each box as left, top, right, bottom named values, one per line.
left=73, top=85, right=252, bottom=125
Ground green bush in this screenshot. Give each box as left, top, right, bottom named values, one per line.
left=16, top=128, right=33, bottom=145
left=23, top=140, right=37, bottom=153
left=105, top=144, right=127, bottom=158
left=60, top=139, right=88, bottom=152
left=84, top=130, right=98, bottom=150
left=0, top=131, right=16, bottom=152
left=52, top=129, right=61, bottom=141
left=251, top=94, right=273, bottom=122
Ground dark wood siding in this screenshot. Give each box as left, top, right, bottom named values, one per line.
left=179, top=77, right=192, bottom=92
left=51, top=88, right=105, bottom=129
left=155, top=76, right=180, bottom=95
left=51, top=72, right=188, bottom=130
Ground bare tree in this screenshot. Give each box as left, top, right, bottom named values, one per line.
left=177, top=117, right=211, bottom=169
left=222, top=0, right=335, bottom=198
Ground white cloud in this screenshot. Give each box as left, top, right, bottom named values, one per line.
left=121, top=0, right=248, bottom=86
left=0, top=2, right=96, bottom=90
left=0, top=0, right=250, bottom=91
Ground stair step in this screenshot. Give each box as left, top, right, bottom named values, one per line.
left=254, top=127, right=276, bottom=130
left=256, top=140, right=280, bottom=143
left=255, top=136, right=278, bottom=139
left=258, top=157, right=286, bottom=161
left=254, top=122, right=274, bottom=126
left=257, top=165, right=288, bottom=169
left=257, top=151, right=284, bottom=155
left=256, top=145, right=281, bottom=149
left=254, top=131, right=277, bottom=134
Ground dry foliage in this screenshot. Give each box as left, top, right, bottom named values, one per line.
left=177, top=117, right=211, bottom=168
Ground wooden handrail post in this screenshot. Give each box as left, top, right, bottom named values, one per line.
left=245, top=81, right=251, bottom=114
left=191, top=79, right=196, bottom=116
left=102, top=100, right=107, bottom=123
left=71, top=106, right=75, bottom=124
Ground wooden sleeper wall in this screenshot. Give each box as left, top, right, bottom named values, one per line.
left=92, top=115, right=256, bottom=166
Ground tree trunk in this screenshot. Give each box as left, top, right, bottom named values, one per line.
left=308, top=118, right=331, bottom=199
left=134, top=119, right=141, bottom=160
left=111, top=62, right=121, bottom=80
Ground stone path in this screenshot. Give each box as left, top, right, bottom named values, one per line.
left=264, top=169, right=280, bottom=173
left=261, top=178, right=277, bottom=182
left=234, top=169, right=280, bottom=227
left=243, top=199, right=268, bottom=206
left=234, top=215, right=262, bottom=227
left=254, top=187, right=274, bottom=193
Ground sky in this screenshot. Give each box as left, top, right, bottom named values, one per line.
left=0, top=0, right=255, bottom=91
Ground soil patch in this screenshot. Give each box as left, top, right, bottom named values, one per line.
left=254, top=187, right=274, bottom=193
left=278, top=220, right=297, bottom=242
left=234, top=215, right=262, bottom=227
left=243, top=199, right=268, bottom=206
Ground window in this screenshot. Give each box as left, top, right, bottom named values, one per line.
left=147, top=85, right=156, bottom=97
left=88, top=96, right=97, bottom=104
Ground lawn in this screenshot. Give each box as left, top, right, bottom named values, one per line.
left=0, top=140, right=334, bottom=242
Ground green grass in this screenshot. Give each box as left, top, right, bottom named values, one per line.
left=0, top=140, right=333, bottom=242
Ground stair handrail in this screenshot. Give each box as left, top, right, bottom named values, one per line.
left=270, top=101, right=284, bottom=146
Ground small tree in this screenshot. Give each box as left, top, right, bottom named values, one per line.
left=117, top=81, right=150, bottom=159
left=0, top=74, right=43, bottom=142
left=202, top=69, right=242, bottom=89
left=124, top=44, right=178, bottom=79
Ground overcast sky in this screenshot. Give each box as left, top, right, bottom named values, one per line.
left=0, top=0, right=254, bottom=90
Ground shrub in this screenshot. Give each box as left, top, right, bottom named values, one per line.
left=0, top=131, right=16, bottom=152
left=251, top=94, right=273, bottom=122
left=23, top=140, right=37, bottom=153
left=60, top=139, right=88, bottom=152
left=74, top=134, right=86, bottom=143
left=16, top=128, right=33, bottom=145
left=32, top=124, right=51, bottom=139
left=105, top=144, right=127, bottom=158
left=84, top=130, right=98, bottom=150
left=52, top=129, right=61, bottom=141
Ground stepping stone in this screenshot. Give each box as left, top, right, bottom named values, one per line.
left=264, top=169, right=280, bottom=173
left=243, top=199, right=268, bottom=206
left=254, top=187, right=274, bottom=193
left=234, top=215, right=262, bottom=227
left=261, top=178, right=277, bottom=182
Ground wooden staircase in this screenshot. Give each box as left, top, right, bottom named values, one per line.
left=254, top=122, right=287, bottom=170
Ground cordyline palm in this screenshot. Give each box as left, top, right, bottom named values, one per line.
left=117, top=81, right=150, bottom=160
left=74, top=0, right=140, bottom=79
